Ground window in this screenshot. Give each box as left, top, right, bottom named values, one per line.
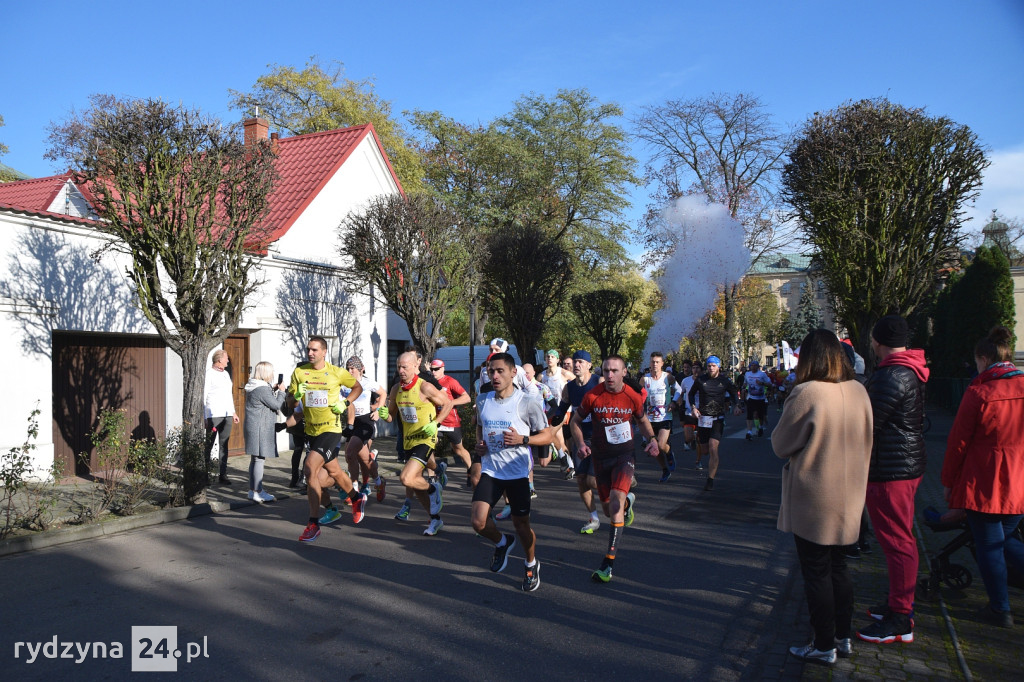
left=780, top=283, right=791, bottom=296
left=817, top=280, right=826, bottom=299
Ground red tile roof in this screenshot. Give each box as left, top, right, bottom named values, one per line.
left=0, top=123, right=404, bottom=247
left=0, top=201, right=100, bottom=227
left=0, top=172, right=73, bottom=211
left=260, top=123, right=403, bottom=243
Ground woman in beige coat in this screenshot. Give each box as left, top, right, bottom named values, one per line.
left=772, top=329, right=873, bottom=667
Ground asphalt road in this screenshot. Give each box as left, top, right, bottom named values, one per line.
left=1, top=419, right=797, bottom=681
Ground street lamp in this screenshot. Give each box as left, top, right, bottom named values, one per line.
left=370, top=325, right=381, bottom=382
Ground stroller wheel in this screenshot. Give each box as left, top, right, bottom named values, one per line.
left=943, top=563, right=972, bottom=590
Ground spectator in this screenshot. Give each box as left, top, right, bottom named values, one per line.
left=243, top=361, right=287, bottom=503
left=941, top=326, right=1024, bottom=628
left=858, top=314, right=929, bottom=645
left=204, top=349, right=238, bottom=485
left=774, top=329, right=873, bottom=666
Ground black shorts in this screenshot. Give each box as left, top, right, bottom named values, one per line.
left=407, top=443, right=433, bottom=467
left=697, top=418, right=725, bottom=444
left=681, top=414, right=698, bottom=427
left=746, top=400, right=768, bottom=421
left=438, top=426, right=463, bottom=446
left=651, top=419, right=673, bottom=435
left=349, top=415, right=375, bottom=443
left=472, top=474, right=531, bottom=517
left=572, top=439, right=593, bottom=476
left=306, top=432, right=344, bottom=463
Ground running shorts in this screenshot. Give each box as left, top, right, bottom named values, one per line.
left=473, top=474, right=531, bottom=517
left=306, top=432, right=344, bottom=463
left=593, top=453, right=637, bottom=502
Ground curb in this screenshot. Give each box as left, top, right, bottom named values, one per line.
left=0, top=491, right=304, bottom=559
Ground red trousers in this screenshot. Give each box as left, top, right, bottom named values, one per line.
left=865, top=478, right=921, bottom=614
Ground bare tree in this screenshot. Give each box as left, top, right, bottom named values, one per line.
left=337, top=194, right=475, bottom=360
left=47, top=95, right=278, bottom=502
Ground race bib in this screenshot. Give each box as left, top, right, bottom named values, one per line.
left=698, top=415, right=714, bottom=428
left=399, top=406, right=419, bottom=424
left=484, top=429, right=505, bottom=455
left=306, top=390, right=329, bottom=408
left=605, top=421, right=632, bottom=444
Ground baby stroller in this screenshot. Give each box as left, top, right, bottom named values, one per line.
left=918, top=506, right=1024, bottom=598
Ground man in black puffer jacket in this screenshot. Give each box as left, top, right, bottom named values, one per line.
left=857, top=315, right=929, bottom=646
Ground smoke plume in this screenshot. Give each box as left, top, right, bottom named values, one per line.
left=643, top=196, right=751, bottom=360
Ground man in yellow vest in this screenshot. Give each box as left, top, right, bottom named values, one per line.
left=381, top=351, right=454, bottom=536
left=289, top=336, right=366, bottom=543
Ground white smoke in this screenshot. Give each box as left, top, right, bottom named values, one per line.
left=643, top=196, right=751, bottom=359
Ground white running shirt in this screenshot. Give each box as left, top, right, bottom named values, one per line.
left=477, top=389, right=547, bottom=480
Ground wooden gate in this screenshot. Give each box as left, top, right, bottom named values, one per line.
left=223, top=335, right=250, bottom=456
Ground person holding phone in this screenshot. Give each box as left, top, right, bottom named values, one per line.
left=243, top=361, right=288, bottom=502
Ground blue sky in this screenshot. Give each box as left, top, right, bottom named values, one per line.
left=3, top=0, right=1022, bottom=242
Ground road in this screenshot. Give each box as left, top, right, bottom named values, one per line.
left=1, top=420, right=799, bottom=681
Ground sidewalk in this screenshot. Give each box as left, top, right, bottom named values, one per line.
left=791, top=406, right=1023, bottom=681
left=0, top=435, right=409, bottom=557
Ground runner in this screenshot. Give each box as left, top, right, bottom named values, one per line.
left=742, top=360, right=772, bottom=440
left=472, top=353, right=554, bottom=591
left=392, top=346, right=447, bottom=520
left=675, top=362, right=703, bottom=467
left=289, top=336, right=368, bottom=543
left=571, top=355, right=660, bottom=582
left=540, top=349, right=576, bottom=472
left=688, top=356, right=741, bottom=491
left=340, top=356, right=387, bottom=504
left=557, top=350, right=604, bottom=533
left=643, top=351, right=677, bottom=482
left=381, top=351, right=454, bottom=536
left=428, top=359, right=473, bottom=479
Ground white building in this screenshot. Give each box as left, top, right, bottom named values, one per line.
left=0, top=119, right=403, bottom=477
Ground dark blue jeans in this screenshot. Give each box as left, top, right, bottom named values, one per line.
left=965, top=510, right=1024, bottom=613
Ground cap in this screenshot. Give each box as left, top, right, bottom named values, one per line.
left=872, top=315, right=909, bottom=348
left=489, top=337, right=509, bottom=353
left=572, top=350, right=592, bottom=363
left=748, top=359, right=760, bottom=367
left=706, top=355, right=721, bottom=366
left=545, top=349, right=559, bottom=358
left=429, top=359, right=444, bottom=369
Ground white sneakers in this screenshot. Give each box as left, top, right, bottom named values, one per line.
left=580, top=517, right=601, bottom=534
left=248, top=490, right=275, bottom=504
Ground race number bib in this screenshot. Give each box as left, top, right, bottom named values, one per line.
left=485, top=429, right=505, bottom=455
left=605, top=421, right=632, bottom=444
left=306, top=390, right=329, bottom=408
left=400, top=406, right=419, bottom=424
left=698, top=415, right=714, bottom=428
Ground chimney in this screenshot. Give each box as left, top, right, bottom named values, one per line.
left=270, top=132, right=280, bottom=155
left=243, top=117, right=269, bottom=146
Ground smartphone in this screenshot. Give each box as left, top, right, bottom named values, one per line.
left=277, top=373, right=284, bottom=386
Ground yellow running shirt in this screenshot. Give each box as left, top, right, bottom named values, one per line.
left=289, top=362, right=357, bottom=437
left=396, top=376, right=437, bottom=450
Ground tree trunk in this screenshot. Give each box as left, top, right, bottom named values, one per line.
left=180, top=340, right=213, bottom=504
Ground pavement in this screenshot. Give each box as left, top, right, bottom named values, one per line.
left=1, top=406, right=1021, bottom=680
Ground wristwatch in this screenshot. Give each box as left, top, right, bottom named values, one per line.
left=522, top=435, right=530, bottom=446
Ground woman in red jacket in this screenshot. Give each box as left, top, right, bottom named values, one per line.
left=941, top=326, right=1024, bottom=628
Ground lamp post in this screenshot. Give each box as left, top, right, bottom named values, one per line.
left=370, top=325, right=382, bottom=382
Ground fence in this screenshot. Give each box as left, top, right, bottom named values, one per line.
left=927, top=377, right=972, bottom=413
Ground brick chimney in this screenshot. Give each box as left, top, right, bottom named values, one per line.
left=243, top=117, right=269, bottom=146
left=270, top=132, right=280, bottom=155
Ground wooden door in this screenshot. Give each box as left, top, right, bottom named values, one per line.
left=223, top=335, right=250, bottom=456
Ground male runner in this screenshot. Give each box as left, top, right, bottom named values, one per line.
left=643, top=351, right=677, bottom=482
left=289, top=337, right=367, bottom=543
left=340, top=356, right=386, bottom=507
left=429, top=359, right=473, bottom=474
left=540, top=350, right=575, bottom=470
left=742, top=360, right=772, bottom=439
left=676, top=361, right=702, bottom=465
left=688, top=355, right=741, bottom=491
left=551, top=350, right=604, bottom=533
left=472, top=353, right=554, bottom=591
left=382, top=351, right=453, bottom=536
left=571, top=355, right=660, bottom=582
